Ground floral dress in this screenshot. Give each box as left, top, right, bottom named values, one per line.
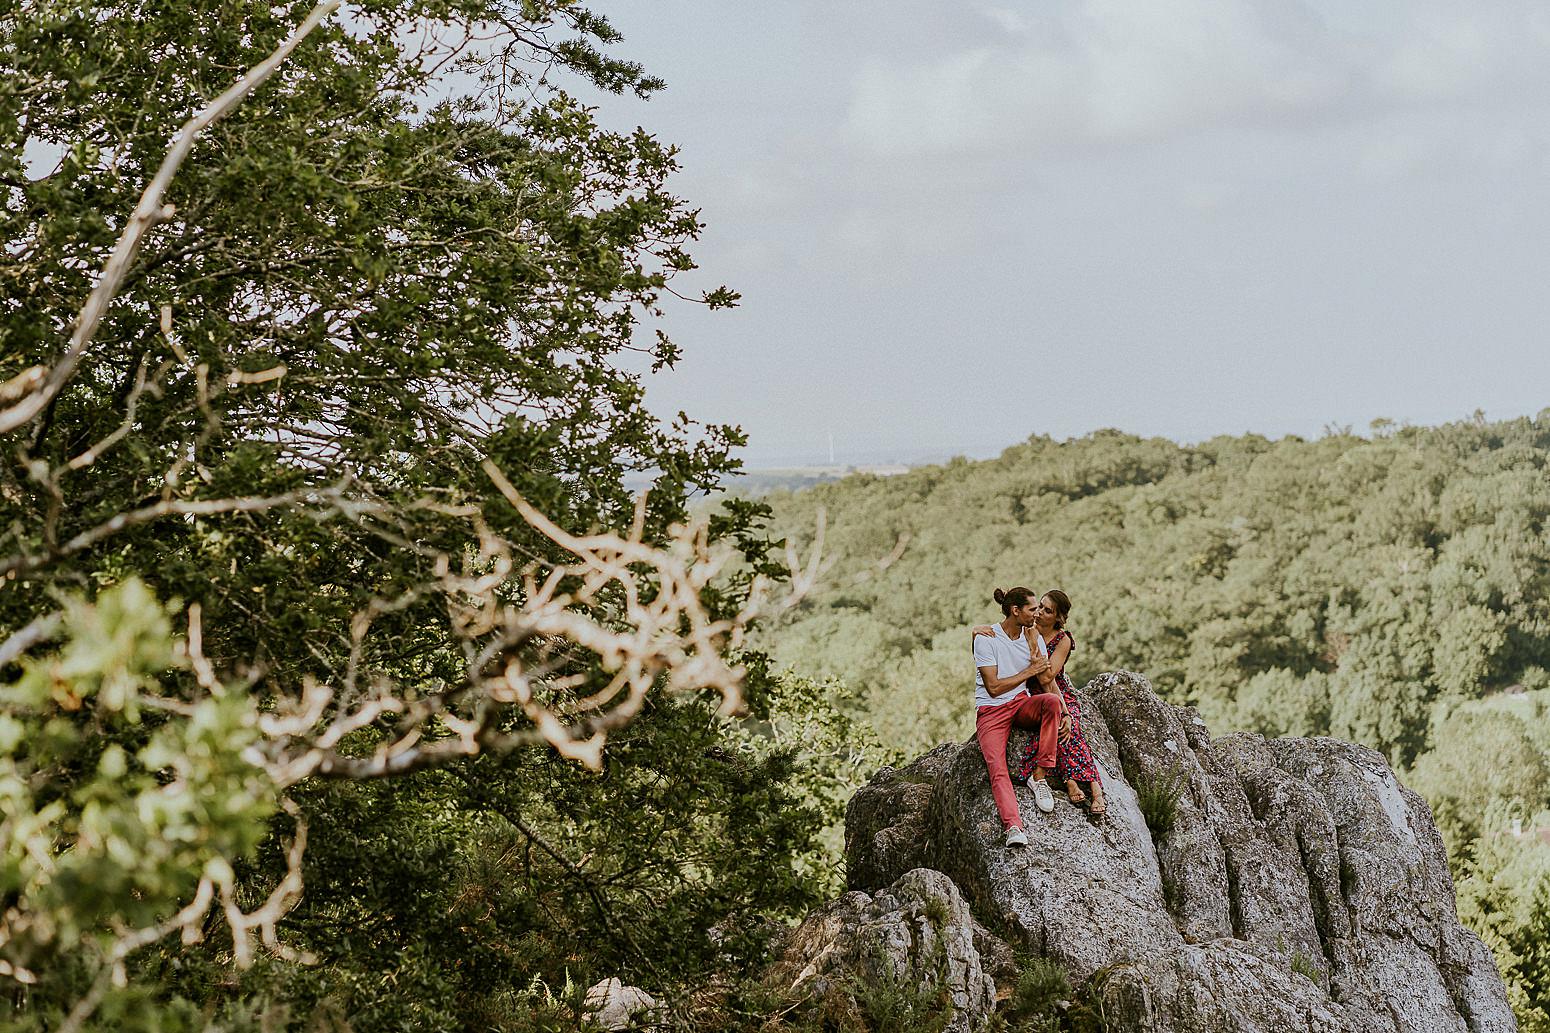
left=1017, top=630, right=1102, bottom=784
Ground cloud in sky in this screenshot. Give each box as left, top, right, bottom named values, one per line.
left=581, top=0, right=1550, bottom=464
left=844, top=0, right=1550, bottom=158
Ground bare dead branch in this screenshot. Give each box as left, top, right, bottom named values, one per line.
left=251, top=463, right=825, bottom=782
left=0, top=368, right=45, bottom=406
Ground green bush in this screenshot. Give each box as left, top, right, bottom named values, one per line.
left=984, top=956, right=1113, bottom=1033
left=847, top=966, right=953, bottom=1033
left=0, top=582, right=280, bottom=1031
left=1134, top=766, right=1187, bottom=841
left=997, top=957, right=1070, bottom=1033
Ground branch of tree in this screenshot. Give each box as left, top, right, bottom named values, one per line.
left=0, top=0, right=342, bottom=436
left=0, top=482, right=356, bottom=580
left=0, top=613, right=63, bottom=669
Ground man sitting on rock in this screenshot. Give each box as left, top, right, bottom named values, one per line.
left=973, top=586, right=1067, bottom=847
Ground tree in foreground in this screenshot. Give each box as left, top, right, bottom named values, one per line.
left=1, top=2, right=870, bottom=1028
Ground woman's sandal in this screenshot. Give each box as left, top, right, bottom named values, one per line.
left=1088, top=797, right=1107, bottom=818
left=1066, top=784, right=1088, bottom=808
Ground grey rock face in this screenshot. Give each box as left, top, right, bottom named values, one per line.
left=1100, top=942, right=1354, bottom=1031
left=843, top=671, right=1516, bottom=1033
left=772, top=867, right=1014, bottom=1033
left=844, top=743, right=960, bottom=892
left=583, top=978, right=659, bottom=1031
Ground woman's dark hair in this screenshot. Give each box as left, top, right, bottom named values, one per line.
left=993, top=587, right=1037, bottom=616
left=1043, top=589, right=1072, bottom=629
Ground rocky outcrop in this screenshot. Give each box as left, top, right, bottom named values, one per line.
left=844, top=743, right=961, bottom=892
left=771, top=867, right=1014, bottom=1033
left=842, top=670, right=1516, bottom=1033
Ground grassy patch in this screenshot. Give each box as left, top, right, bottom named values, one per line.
left=1290, top=950, right=1323, bottom=984
left=847, top=965, right=953, bottom=1033
left=470, top=975, right=608, bottom=1033
left=1134, top=765, right=1187, bottom=840
left=710, top=940, right=953, bottom=1033
left=1003, top=958, right=1070, bottom=1033
left=678, top=965, right=951, bottom=1033
left=985, top=957, right=1113, bottom=1033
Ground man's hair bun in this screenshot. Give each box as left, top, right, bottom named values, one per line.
left=993, top=586, right=1036, bottom=615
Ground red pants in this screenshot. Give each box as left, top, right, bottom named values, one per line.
left=976, top=692, right=1062, bottom=830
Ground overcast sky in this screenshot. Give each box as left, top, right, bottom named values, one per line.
left=583, top=1, right=1550, bottom=466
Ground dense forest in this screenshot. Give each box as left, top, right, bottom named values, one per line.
left=760, top=415, right=1550, bottom=1029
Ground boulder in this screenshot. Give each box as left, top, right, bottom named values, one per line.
left=844, top=743, right=959, bottom=892
left=583, top=978, right=659, bottom=1031
left=772, top=867, right=1014, bottom=1033
left=843, top=670, right=1517, bottom=1033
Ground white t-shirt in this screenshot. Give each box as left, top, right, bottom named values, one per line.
left=973, top=623, right=1048, bottom=708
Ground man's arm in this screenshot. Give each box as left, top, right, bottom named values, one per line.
left=1025, top=628, right=1059, bottom=693
left=973, top=634, right=1049, bottom=697
left=976, top=657, right=1050, bottom=697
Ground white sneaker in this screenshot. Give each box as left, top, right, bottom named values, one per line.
left=1005, top=826, right=1029, bottom=847
left=1032, top=780, right=1055, bottom=814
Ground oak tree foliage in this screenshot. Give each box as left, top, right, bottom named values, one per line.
left=1, top=2, right=866, bottom=1029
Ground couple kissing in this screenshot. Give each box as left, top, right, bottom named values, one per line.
left=971, top=586, right=1107, bottom=847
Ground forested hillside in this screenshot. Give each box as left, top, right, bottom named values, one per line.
left=762, top=415, right=1550, bottom=1028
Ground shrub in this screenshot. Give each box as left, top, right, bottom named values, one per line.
left=923, top=895, right=951, bottom=930
left=1135, top=765, right=1187, bottom=840
left=986, top=956, right=1112, bottom=1033
left=848, top=966, right=953, bottom=1033
left=999, top=957, right=1070, bottom=1033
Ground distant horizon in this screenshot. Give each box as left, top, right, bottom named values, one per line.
left=728, top=400, right=1549, bottom=470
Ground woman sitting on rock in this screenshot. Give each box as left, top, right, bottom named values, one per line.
left=975, top=590, right=1107, bottom=817
left=971, top=587, right=1067, bottom=847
